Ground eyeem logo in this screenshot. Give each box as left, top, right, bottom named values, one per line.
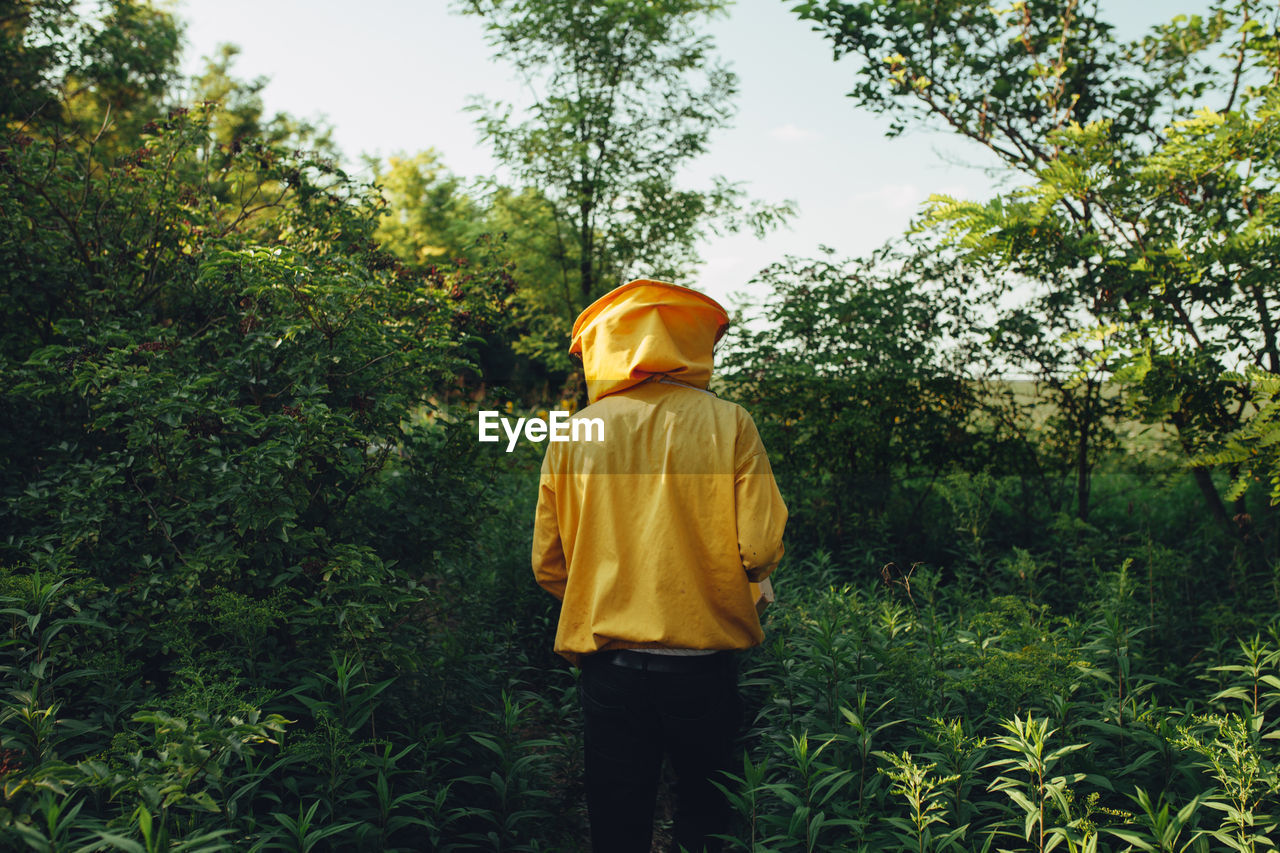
left=478, top=411, right=605, bottom=452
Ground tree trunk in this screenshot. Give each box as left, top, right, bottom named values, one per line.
left=1189, top=465, right=1236, bottom=542
left=1074, top=423, right=1091, bottom=522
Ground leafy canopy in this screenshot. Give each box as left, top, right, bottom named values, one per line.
left=797, top=0, right=1280, bottom=531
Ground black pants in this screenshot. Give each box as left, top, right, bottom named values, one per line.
left=578, top=651, right=742, bottom=853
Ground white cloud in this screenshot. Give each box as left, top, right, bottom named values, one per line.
left=850, top=183, right=923, bottom=213
left=769, top=123, right=822, bottom=142
left=937, top=185, right=971, bottom=199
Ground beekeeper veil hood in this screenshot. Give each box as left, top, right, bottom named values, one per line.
left=569, top=279, right=730, bottom=404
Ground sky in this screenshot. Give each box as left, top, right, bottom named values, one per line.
left=174, top=0, right=1215, bottom=312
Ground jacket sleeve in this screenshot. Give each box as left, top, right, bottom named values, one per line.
left=735, top=414, right=787, bottom=583
left=531, top=451, right=568, bottom=600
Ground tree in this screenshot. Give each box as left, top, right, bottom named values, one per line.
left=481, top=184, right=583, bottom=376
left=371, top=144, right=488, bottom=267
left=719, top=245, right=980, bottom=556
left=796, top=0, right=1280, bottom=553
left=970, top=281, right=1123, bottom=523
left=1, top=0, right=79, bottom=123
left=459, top=0, right=791, bottom=379
left=367, top=148, right=484, bottom=265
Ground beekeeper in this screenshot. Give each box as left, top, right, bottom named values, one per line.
left=532, top=278, right=787, bottom=853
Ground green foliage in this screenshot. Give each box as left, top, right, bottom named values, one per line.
left=1195, top=368, right=1280, bottom=506
left=448, top=691, right=559, bottom=851
left=984, top=715, right=1092, bottom=852
left=0, top=6, right=583, bottom=850
left=1174, top=714, right=1280, bottom=851
left=796, top=0, right=1280, bottom=551
left=720, top=247, right=982, bottom=555
left=876, top=749, right=967, bottom=852
left=368, top=150, right=483, bottom=267
left=717, top=552, right=1280, bottom=851
left=1, top=1, right=80, bottom=124
left=6, top=2, right=1280, bottom=850
left=793, top=0, right=1173, bottom=145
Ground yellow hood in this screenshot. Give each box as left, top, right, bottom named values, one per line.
left=570, top=279, right=730, bottom=404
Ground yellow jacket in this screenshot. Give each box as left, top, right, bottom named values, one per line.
left=532, top=280, right=787, bottom=664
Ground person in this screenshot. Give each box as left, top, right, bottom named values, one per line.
left=531, top=279, right=788, bottom=853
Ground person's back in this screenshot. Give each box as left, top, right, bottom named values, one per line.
left=532, top=279, right=787, bottom=852
left=536, top=377, right=783, bottom=657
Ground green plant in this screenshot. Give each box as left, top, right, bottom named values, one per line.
left=1209, top=633, right=1280, bottom=723
left=447, top=690, right=559, bottom=852
left=260, top=800, right=359, bottom=853
left=1174, top=713, right=1280, bottom=853
left=916, top=717, right=989, bottom=834
left=1105, top=788, right=1208, bottom=853
left=769, top=732, right=863, bottom=852
left=876, top=749, right=968, bottom=852
left=985, top=716, right=1092, bottom=853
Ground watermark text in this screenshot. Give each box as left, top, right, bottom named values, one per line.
left=478, top=411, right=604, bottom=452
